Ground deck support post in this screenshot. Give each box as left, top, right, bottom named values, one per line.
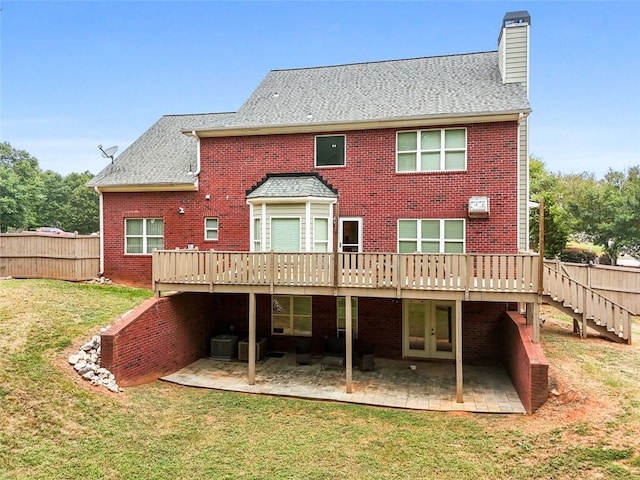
left=455, top=299, right=463, bottom=403
left=248, top=292, right=256, bottom=385
left=345, top=294, right=353, bottom=394
left=526, top=300, right=541, bottom=343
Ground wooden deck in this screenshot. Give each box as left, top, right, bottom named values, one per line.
left=153, top=251, right=541, bottom=303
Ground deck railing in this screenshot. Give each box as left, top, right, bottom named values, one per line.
left=543, top=261, right=632, bottom=342
left=153, top=250, right=539, bottom=294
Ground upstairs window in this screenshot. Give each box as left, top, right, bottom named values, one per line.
left=125, top=218, right=164, bottom=254
left=397, top=128, right=466, bottom=172
left=398, top=219, right=465, bottom=254
left=316, top=135, right=346, bottom=167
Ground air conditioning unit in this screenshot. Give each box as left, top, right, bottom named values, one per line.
left=468, top=196, right=490, bottom=218
left=210, top=335, right=238, bottom=360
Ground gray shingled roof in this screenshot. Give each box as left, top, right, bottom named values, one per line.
left=88, top=113, right=235, bottom=188
left=246, top=174, right=338, bottom=199
left=230, top=52, right=529, bottom=127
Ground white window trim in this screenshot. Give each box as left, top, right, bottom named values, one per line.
left=271, top=295, right=312, bottom=336
left=397, top=219, right=466, bottom=253
left=396, top=128, right=467, bottom=173
left=204, top=217, right=219, bottom=241
left=124, top=218, right=164, bottom=255
left=315, top=134, right=347, bottom=168
left=312, top=216, right=331, bottom=252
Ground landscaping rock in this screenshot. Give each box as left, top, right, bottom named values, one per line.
left=68, top=326, right=121, bottom=393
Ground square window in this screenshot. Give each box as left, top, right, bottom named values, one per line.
left=125, top=218, right=163, bottom=254
left=398, top=219, right=465, bottom=254
left=272, top=295, right=312, bottom=336
left=316, top=135, right=346, bottom=167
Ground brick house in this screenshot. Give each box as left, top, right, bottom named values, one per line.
left=89, top=11, right=553, bottom=413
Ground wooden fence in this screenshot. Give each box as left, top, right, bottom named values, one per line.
left=544, top=260, right=640, bottom=315
left=0, top=233, right=100, bottom=282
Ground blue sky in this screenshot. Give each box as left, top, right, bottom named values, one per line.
left=1, top=1, right=639, bottom=178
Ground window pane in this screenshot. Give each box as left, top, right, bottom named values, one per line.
left=421, top=220, right=440, bottom=239
left=293, top=316, right=312, bottom=336
left=147, top=237, right=164, bottom=252
left=272, top=296, right=289, bottom=314
left=293, top=296, right=312, bottom=315
left=399, top=241, right=418, bottom=253
left=445, top=129, right=465, bottom=149
left=397, top=153, right=416, bottom=172
left=146, top=219, right=163, bottom=236
left=272, top=315, right=290, bottom=333
left=205, top=230, right=218, bottom=240
left=206, top=218, right=218, bottom=229
left=397, top=132, right=417, bottom=151
left=314, top=243, right=327, bottom=252
left=444, top=242, right=464, bottom=253
left=314, top=218, right=328, bottom=241
left=316, top=135, right=345, bottom=166
left=444, top=151, right=465, bottom=170
left=337, top=297, right=345, bottom=317
left=420, top=152, right=441, bottom=171
left=421, top=241, right=440, bottom=253
left=126, top=237, right=143, bottom=254
left=126, top=219, right=143, bottom=236
left=254, top=219, right=261, bottom=239
left=421, top=130, right=441, bottom=150
left=398, top=220, right=417, bottom=238
left=444, top=220, right=464, bottom=240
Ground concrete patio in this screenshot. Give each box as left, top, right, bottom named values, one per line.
left=162, top=354, right=526, bottom=414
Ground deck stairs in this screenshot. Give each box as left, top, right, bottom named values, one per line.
left=542, top=262, right=633, bottom=344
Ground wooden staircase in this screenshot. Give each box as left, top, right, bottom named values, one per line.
left=542, top=262, right=633, bottom=344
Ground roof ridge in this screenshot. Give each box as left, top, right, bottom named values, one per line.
left=270, top=50, right=498, bottom=73
left=162, top=112, right=236, bottom=118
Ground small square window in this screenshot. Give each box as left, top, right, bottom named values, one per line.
left=316, top=135, right=345, bottom=167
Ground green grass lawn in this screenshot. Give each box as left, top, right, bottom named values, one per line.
left=1, top=279, right=639, bottom=479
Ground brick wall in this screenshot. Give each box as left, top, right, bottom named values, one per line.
left=101, top=293, right=217, bottom=386
left=102, top=122, right=519, bottom=286
left=502, top=311, right=549, bottom=414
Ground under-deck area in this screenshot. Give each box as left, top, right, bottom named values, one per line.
left=162, top=355, right=526, bottom=414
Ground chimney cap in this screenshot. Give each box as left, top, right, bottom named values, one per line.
left=503, top=10, right=531, bottom=27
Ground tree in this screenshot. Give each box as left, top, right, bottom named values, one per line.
left=529, top=158, right=570, bottom=258
left=0, top=142, right=45, bottom=232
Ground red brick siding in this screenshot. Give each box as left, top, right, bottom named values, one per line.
left=462, top=302, right=511, bottom=364
left=101, top=293, right=217, bottom=386
left=502, top=311, right=549, bottom=414
left=102, top=122, right=519, bottom=286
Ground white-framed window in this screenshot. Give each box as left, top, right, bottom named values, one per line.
left=204, top=217, right=218, bottom=241
left=396, top=128, right=466, bottom=172
left=313, top=217, right=329, bottom=252
left=253, top=218, right=261, bottom=251
left=337, top=297, right=358, bottom=339
left=125, top=218, right=164, bottom=254
left=398, top=219, right=465, bottom=253
left=272, top=295, right=312, bottom=336
left=315, top=134, right=346, bottom=167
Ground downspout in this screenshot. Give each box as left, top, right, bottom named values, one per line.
left=189, top=130, right=202, bottom=178
left=95, top=187, right=104, bottom=276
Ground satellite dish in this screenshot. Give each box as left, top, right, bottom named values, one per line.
left=98, top=144, right=118, bottom=164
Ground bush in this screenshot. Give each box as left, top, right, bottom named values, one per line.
left=560, top=248, right=597, bottom=264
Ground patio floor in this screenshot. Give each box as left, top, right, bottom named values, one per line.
left=162, top=353, right=526, bottom=414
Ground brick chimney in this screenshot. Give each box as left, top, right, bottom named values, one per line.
left=498, top=10, right=531, bottom=96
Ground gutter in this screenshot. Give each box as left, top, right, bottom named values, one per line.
left=183, top=109, right=531, bottom=138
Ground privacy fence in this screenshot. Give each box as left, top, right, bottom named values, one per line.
left=0, top=233, right=100, bottom=282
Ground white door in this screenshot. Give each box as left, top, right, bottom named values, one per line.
left=338, top=217, right=362, bottom=253
left=403, top=300, right=455, bottom=359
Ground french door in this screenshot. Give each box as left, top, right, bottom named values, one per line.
left=403, top=300, right=455, bottom=359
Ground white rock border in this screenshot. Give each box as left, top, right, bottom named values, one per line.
left=68, top=325, right=121, bottom=392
